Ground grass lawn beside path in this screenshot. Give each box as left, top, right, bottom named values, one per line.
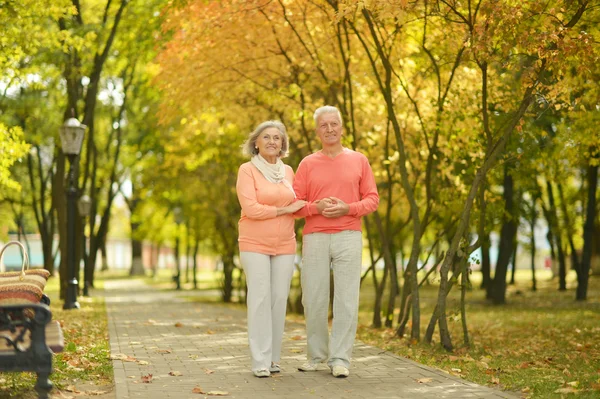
left=356, top=271, right=600, bottom=399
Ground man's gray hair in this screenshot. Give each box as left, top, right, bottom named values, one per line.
left=241, top=120, right=289, bottom=158
left=313, top=105, right=342, bottom=126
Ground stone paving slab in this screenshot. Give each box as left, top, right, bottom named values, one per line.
left=104, top=279, right=519, bottom=399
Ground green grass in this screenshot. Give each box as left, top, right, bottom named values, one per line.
left=356, top=270, right=600, bottom=398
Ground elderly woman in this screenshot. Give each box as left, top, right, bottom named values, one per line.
left=236, top=120, right=306, bottom=378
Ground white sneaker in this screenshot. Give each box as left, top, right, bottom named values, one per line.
left=331, top=365, right=349, bottom=378
left=269, top=363, right=281, bottom=373
left=298, top=360, right=320, bottom=371
left=253, top=369, right=270, bottom=378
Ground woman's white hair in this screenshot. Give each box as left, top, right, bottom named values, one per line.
left=313, top=105, right=342, bottom=126
left=241, top=120, right=289, bottom=158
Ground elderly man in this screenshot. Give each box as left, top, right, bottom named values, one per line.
left=293, top=105, right=379, bottom=378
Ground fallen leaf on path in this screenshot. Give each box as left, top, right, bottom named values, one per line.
left=206, top=329, right=215, bottom=334
left=175, top=322, right=184, bottom=327
left=127, top=376, right=136, bottom=379
left=86, top=390, right=111, bottom=395
left=192, top=386, right=205, bottom=394
left=207, top=391, right=229, bottom=396
left=169, top=371, right=183, bottom=376
left=289, top=348, right=302, bottom=353
left=416, top=378, right=433, bottom=383
left=64, top=385, right=80, bottom=393
left=130, top=341, right=142, bottom=345
left=205, top=369, right=214, bottom=374
left=141, top=374, right=153, bottom=383
left=157, top=349, right=172, bottom=354
left=138, top=360, right=150, bottom=365
left=110, top=353, right=137, bottom=362
left=290, top=335, right=303, bottom=340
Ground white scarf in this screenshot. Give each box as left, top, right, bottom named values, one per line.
left=251, top=154, right=296, bottom=198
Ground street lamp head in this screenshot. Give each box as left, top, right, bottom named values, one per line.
left=78, top=195, right=92, bottom=217
left=60, top=118, right=87, bottom=156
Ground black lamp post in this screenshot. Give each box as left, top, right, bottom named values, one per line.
left=173, top=206, right=183, bottom=290
left=59, top=118, right=86, bottom=310
left=78, top=195, right=92, bottom=296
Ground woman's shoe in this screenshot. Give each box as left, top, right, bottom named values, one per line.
left=269, top=363, right=281, bottom=373
left=253, top=369, right=270, bottom=378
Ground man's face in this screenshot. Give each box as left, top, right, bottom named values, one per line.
left=316, top=113, right=342, bottom=146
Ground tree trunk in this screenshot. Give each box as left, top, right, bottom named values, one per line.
left=576, top=161, right=598, bottom=300
left=591, top=220, right=600, bottom=275
left=479, top=181, right=491, bottom=291
left=100, top=238, right=109, bottom=272
left=192, top=235, right=199, bottom=289
left=481, top=232, right=491, bottom=293
left=129, top=196, right=144, bottom=276
left=364, top=216, right=383, bottom=328
left=130, top=235, right=144, bottom=276
left=460, top=256, right=470, bottom=347
left=530, top=202, right=537, bottom=291
left=546, top=181, right=567, bottom=290
left=222, top=253, right=235, bottom=302
left=395, top=276, right=411, bottom=338
left=174, top=228, right=181, bottom=290
left=489, top=168, right=517, bottom=305
left=182, top=221, right=188, bottom=283
left=510, top=240, right=518, bottom=285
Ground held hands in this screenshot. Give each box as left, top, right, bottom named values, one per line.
left=316, top=196, right=349, bottom=218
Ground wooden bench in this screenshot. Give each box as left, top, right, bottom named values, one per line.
left=0, top=295, right=64, bottom=399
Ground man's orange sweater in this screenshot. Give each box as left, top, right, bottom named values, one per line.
left=293, top=148, right=379, bottom=234
left=236, top=162, right=297, bottom=255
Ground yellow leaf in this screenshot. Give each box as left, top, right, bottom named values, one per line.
left=192, top=386, right=205, bottom=394
left=555, top=387, right=578, bottom=394
left=206, top=391, right=229, bottom=396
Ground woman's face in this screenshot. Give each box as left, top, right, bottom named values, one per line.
left=255, top=127, right=283, bottom=162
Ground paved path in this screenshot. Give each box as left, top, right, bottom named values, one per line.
left=105, top=279, right=519, bottom=399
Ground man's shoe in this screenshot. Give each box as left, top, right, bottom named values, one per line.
left=269, top=363, right=281, bottom=373
left=331, top=365, right=349, bottom=378
left=253, top=369, right=270, bottom=378
left=298, top=360, right=320, bottom=371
